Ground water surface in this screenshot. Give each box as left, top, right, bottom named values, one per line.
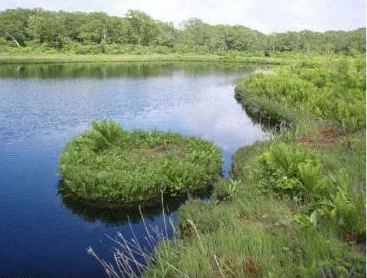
left=0, top=62, right=266, bottom=277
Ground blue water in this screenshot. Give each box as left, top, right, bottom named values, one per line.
left=0, top=62, right=266, bottom=277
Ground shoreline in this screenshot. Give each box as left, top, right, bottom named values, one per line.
left=0, top=53, right=291, bottom=65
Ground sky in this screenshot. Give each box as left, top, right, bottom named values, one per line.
left=0, top=0, right=365, bottom=34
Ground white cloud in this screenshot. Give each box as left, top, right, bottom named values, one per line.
left=0, top=0, right=365, bottom=33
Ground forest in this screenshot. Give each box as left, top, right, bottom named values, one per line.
left=0, top=8, right=365, bottom=55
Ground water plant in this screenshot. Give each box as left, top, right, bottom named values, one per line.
left=59, top=120, right=223, bottom=203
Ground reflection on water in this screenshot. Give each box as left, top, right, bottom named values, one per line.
left=0, top=62, right=266, bottom=278
left=59, top=180, right=208, bottom=227
left=61, top=193, right=177, bottom=227
left=0, top=62, right=254, bottom=79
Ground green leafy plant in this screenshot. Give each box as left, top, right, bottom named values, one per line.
left=258, top=143, right=329, bottom=201
left=212, top=179, right=239, bottom=202
left=77, top=119, right=125, bottom=151
left=329, top=170, right=366, bottom=236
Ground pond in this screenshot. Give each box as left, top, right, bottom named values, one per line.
left=0, top=62, right=266, bottom=277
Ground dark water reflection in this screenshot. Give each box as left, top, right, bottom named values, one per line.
left=0, top=62, right=252, bottom=79
left=59, top=180, right=208, bottom=227
left=0, top=62, right=266, bottom=278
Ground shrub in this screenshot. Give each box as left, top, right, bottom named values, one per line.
left=258, top=143, right=330, bottom=201
left=77, top=120, right=125, bottom=151
left=330, top=170, right=366, bottom=237
left=212, top=179, right=239, bottom=202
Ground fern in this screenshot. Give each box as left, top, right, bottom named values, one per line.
left=80, top=120, right=125, bottom=151
left=259, top=143, right=325, bottom=200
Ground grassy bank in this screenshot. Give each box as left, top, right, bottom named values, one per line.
left=0, top=52, right=339, bottom=65
left=0, top=53, right=225, bottom=64
left=143, top=132, right=365, bottom=278
left=59, top=120, right=222, bottom=204
left=0, top=53, right=291, bottom=65
left=235, top=56, right=366, bottom=132
left=131, top=55, right=365, bottom=277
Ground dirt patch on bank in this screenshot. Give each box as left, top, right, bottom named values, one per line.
left=298, top=126, right=346, bottom=149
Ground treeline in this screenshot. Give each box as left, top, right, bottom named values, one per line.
left=0, top=8, right=365, bottom=54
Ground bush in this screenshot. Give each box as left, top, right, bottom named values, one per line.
left=211, top=179, right=239, bottom=202
left=258, top=143, right=330, bottom=201
left=330, top=170, right=366, bottom=237
left=59, top=120, right=223, bottom=203
left=74, top=44, right=102, bottom=55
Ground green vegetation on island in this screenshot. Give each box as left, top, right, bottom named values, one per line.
left=59, top=120, right=223, bottom=203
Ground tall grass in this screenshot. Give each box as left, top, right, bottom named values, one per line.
left=90, top=175, right=365, bottom=278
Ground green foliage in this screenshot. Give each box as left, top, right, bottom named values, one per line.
left=146, top=168, right=365, bottom=278
left=254, top=139, right=365, bottom=237
left=0, top=8, right=33, bottom=47
left=294, top=211, right=318, bottom=228
left=235, top=57, right=366, bottom=131
left=328, top=168, right=366, bottom=236
left=148, top=223, right=365, bottom=278
left=321, top=131, right=366, bottom=237
left=0, top=8, right=365, bottom=54
left=59, top=120, right=223, bottom=203
left=212, top=179, right=239, bottom=202
left=144, top=131, right=365, bottom=277
left=235, top=59, right=365, bottom=238
left=77, top=120, right=125, bottom=151
left=146, top=57, right=365, bottom=277
left=258, top=143, right=330, bottom=201
left=250, top=137, right=365, bottom=239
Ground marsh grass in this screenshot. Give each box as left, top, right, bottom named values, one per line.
left=233, top=57, right=366, bottom=238
left=59, top=120, right=223, bottom=203
left=235, top=57, right=366, bottom=132
left=141, top=136, right=365, bottom=277
left=90, top=178, right=365, bottom=278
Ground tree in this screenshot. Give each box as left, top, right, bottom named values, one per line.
left=78, top=12, right=111, bottom=44
left=153, top=21, right=177, bottom=47
left=0, top=7, right=364, bottom=54
left=27, top=10, right=67, bottom=47
left=126, top=10, right=159, bottom=45
left=0, top=8, right=33, bottom=47
left=107, top=16, right=130, bottom=44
